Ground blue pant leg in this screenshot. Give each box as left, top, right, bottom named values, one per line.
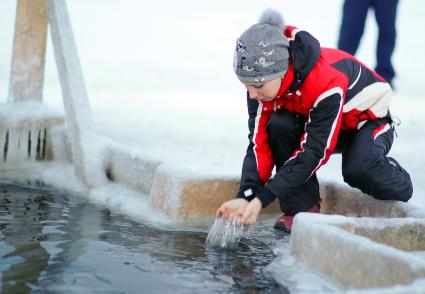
left=373, top=0, right=399, bottom=84
left=338, top=0, right=371, bottom=54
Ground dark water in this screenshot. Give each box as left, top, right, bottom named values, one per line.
left=0, top=180, right=288, bottom=294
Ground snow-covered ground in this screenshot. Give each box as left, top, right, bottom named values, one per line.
left=0, top=0, right=424, bottom=208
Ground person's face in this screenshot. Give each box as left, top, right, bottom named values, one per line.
left=244, top=77, right=282, bottom=102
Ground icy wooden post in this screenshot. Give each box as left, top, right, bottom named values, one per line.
left=8, top=0, right=48, bottom=103
left=2, top=0, right=64, bottom=163
left=46, top=0, right=106, bottom=187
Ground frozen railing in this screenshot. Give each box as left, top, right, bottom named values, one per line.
left=1, top=0, right=105, bottom=187
left=0, top=103, right=64, bottom=163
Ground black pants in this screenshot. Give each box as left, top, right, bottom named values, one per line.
left=267, top=110, right=413, bottom=215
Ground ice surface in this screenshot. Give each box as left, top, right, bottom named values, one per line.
left=89, top=183, right=170, bottom=226
left=266, top=246, right=344, bottom=294
left=344, top=278, right=425, bottom=294
left=38, top=162, right=170, bottom=226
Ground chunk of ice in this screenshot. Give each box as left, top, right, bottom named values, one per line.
left=206, top=217, right=253, bottom=249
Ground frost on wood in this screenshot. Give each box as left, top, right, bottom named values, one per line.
left=8, top=0, right=48, bottom=103
left=287, top=213, right=425, bottom=289
left=320, top=182, right=425, bottom=218
left=48, top=125, right=72, bottom=163
left=103, top=138, right=161, bottom=195
left=46, top=0, right=106, bottom=187
left=0, top=102, right=64, bottom=163
left=150, top=164, right=186, bottom=220
left=149, top=164, right=281, bottom=221
left=89, top=183, right=169, bottom=225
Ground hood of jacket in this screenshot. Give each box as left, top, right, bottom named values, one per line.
left=285, top=30, right=321, bottom=93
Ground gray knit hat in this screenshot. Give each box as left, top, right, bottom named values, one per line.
left=233, top=9, right=289, bottom=83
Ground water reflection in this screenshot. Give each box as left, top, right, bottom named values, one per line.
left=0, top=180, right=288, bottom=293
left=0, top=182, right=52, bottom=293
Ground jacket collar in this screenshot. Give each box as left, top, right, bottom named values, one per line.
left=274, top=29, right=321, bottom=99
left=274, top=61, right=295, bottom=99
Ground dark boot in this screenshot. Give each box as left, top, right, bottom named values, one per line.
left=274, top=201, right=321, bottom=233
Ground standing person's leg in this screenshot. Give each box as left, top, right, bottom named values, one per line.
left=267, top=110, right=320, bottom=219
left=373, top=0, right=399, bottom=84
left=338, top=0, right=371, bottom=54
left=342, top=118, right=412, bottom=201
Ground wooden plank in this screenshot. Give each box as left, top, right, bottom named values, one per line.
left=291, top=214, right=425, bottom=288
left=8, top=0, right=48, bottom=102
left=149, top=165, right=281, bottom=221
left=46, top=0, right=106, bottom=187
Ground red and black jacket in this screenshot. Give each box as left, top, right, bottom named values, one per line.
left=237, top=26, right=392, bottom=207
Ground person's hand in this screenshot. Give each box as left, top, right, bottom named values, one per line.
left=216, top=198, right=249, bottom=220
left=242, top=197, right=262, bottom=225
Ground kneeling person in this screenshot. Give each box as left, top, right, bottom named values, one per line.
left=216, top=9, right=413, bottom=232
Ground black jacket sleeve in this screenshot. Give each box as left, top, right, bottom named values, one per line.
left=236, top=93, right=273, bottom=202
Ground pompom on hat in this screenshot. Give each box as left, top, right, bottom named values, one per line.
left=233, top=9, right=289, bottom=83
